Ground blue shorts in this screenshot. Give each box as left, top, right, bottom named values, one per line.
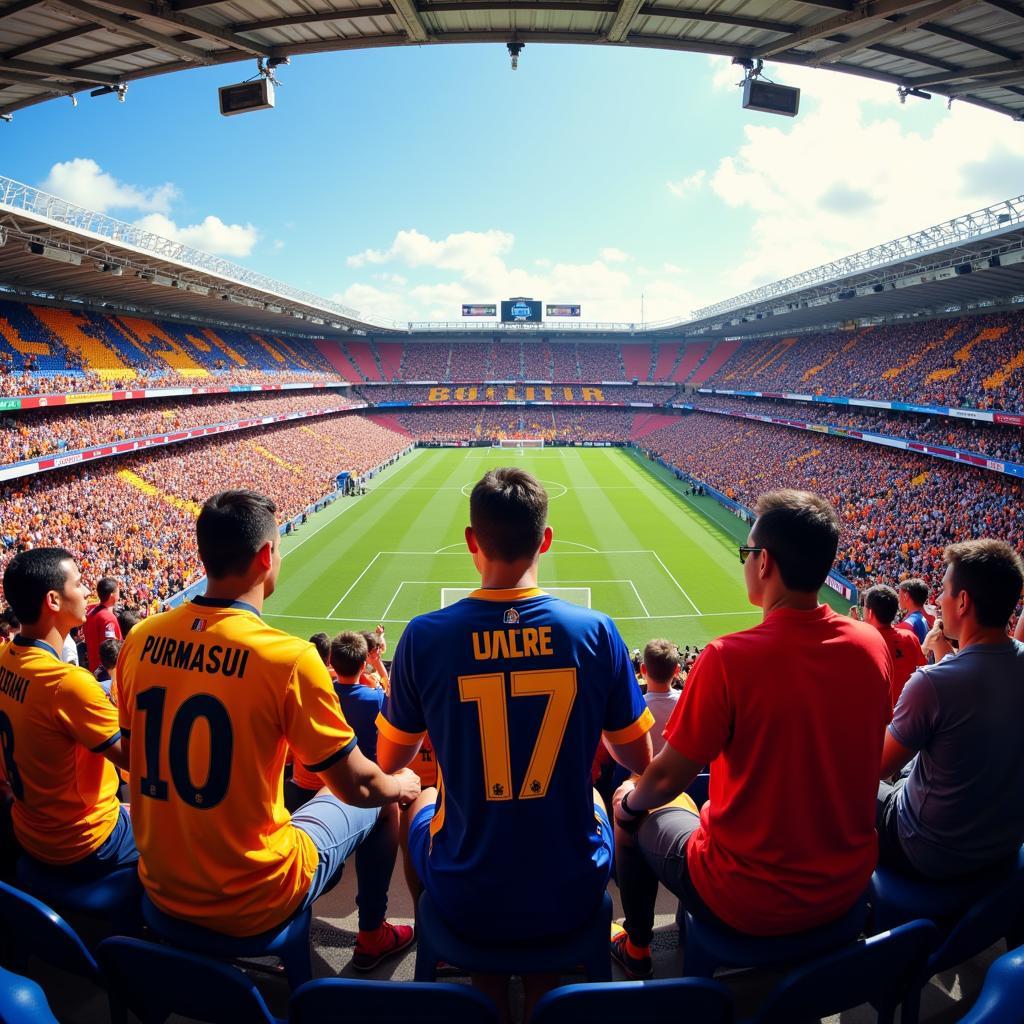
left=292, top=795, right=381, bottom=908
left=409, top=800, right=614, bottom=940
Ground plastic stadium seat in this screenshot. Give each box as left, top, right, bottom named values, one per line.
left=681, top=892, right=869, bottom=978
left=869, top=846, right=1024, bottom=983
left=531, top=978, right=734, bottom=1024
left=290, top=978, right=499, bottom=1023
left=957, top=944, right=1024, bottom=1024
left=15, top=857, right=142, bottom=933
left=97, top=936, right=283, bottom=1024
left=141, top=892, right=312, bottom=989
left=0, top=880, right=100, bottom=981
left=414, top=890, right=613, bottom=982
left=750, top=920, right=938, bottom=1024
left=0, top=966, right=61, bottom=1024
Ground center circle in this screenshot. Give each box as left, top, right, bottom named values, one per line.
left=461, top=479, right=568, bottom=499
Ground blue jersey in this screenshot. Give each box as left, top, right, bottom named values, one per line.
left=379, top=586, right=652, bottom=939
left=336, top=683, right=385, bottom=763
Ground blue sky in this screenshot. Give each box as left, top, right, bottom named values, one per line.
left=6, top=44, right=1021, bottom=323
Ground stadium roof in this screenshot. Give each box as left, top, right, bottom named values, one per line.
left=2, top=0, right=1024, bottom=120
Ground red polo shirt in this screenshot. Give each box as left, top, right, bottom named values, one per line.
left=877, top=625, right=926, bottom=709
left=84, top=604, right=121, bottom=672
left=664, top=604, right=892, bottom=936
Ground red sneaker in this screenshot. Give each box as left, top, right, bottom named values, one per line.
left=352, top=921, right=415, bottom=971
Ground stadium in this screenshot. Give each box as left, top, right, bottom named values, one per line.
left=1, top=2, right=1023, bottom=1019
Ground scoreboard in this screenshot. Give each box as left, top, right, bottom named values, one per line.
left=501, top=299, right=542, bottom=323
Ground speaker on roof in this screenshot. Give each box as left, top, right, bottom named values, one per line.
left=742, top=79, right=800, bottom=117
left=219, top=78, right=274, bottom=117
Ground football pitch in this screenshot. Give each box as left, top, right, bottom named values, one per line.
left=264, top=446, right=844, bottom=651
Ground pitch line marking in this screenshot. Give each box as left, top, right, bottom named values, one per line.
left=431, top=539, right=599, bottom=554
left=327, top=551, right=383, bottom=618
left=628, top=580, right=651, bottom=618
left=380, top=582, right=405, bottom=621
left=265, top=610, right=757, bottom=624
left=650, top=550, right=702, bottom=615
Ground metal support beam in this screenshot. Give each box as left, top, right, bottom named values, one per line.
left=89, top=0, right=272, bottom=55
left=907, top=56, right=1024, bottom=85
left=809, top=0, right=978, bottom=64
left=753, top=0, right=936, bottom=58
left=388, top=0, right=430, bottom=41
left=230, top=5, right=392, bottom=31
left=0, top=66, right=77, bottom=86
left=606, top=0, right=645, bottom=41
left=0, top=55, right=119, bottom=83
left=0, top=0, right=45, bottom=17
left=42, top=0, right=213, bottom=62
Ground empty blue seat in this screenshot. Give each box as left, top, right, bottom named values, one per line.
left=750, top=919, right=938, bottom=1024
left=957, top=944, right=1024, bottom=1024
left=97, top=936, right=283, bottom=1024
left=290, top=978, right=499, bottom=1023
left=869, top=846, right=1024, bottom=983
left=414, top=890, right=612, bottom=982
left=15, top=857, right=142, bottom=932
left=531, top=977, right=734, bottom=1024
left=141, top=893, right=312, bottom=989
left=0, top=880, right=100, bottom=981
left=0, top=966, right=60, bottom=1024
left=682, top=893, right=869, bottom=978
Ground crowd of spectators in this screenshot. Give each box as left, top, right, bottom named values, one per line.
left=641, top=412, right=1024, bottom=593
left=391, top=407, right=641, bottom=442
left=0, top=390, right=358, bottom=465
left=686, top=393, right=1024, bottom=462
left=707, top=312, right=1024, bottom=411
left=0, top=414, right=410, bottom=608
left=353, top=383, right=679, bottom=405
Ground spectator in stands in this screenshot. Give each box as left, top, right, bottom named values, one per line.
left=94, top=637, right=121, bottom=700
left=860, top=585, right=926, bottom=709
left=117, top=607, right=141, bottom=639
left=612, top=490, right=892, bottom=979
left=116, top=490, right=419, bottom=968
left=878, top=539, right=1024, bottom=880
left=85, top=576, right=122, bottom=672
left=0, top=607, right=18, bottom=643
left=332, top=632, right=385, bottom=763
left=0, top=548, right=135, bottom=877
left=361, top=626, right=390, bottom=692
left=284, top=633, right=337, bottom=813
left=640, top=639, right=681, bottom=753
left=378, top=467, right=653, bottom=1018
left=896, top=578, right=932, bottom=644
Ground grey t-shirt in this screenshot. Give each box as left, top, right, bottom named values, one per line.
left=890, top=639, right=1024, bottom=878
left=645, top=688, right=680, bottom=755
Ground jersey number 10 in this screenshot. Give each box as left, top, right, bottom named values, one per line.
left=458, top=668, right=577, bottom=801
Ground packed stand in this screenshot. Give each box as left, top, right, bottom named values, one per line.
left=447, top=342, right=492, bottom=380
left=0, top=414, right=410, bottom=606
left=0, top=389, right=357, bottom=465
left=686, top=393, right=1024, bottom=462
left=704, top=313, right=1024, bottom=411
left=353, top=383, right=679, bottom=404
left=641, top=412, right=1024, bottom=592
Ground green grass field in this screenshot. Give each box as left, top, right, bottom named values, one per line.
left=264, top=446, right=846, bottom=651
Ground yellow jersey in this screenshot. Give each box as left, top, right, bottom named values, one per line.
left=0, top=637, right=121, bottom=865
left=116, top=596, right=356, bottom=936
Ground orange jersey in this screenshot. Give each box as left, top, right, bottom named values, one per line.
left=116, top=597, right=356, bottom=937
left=0, top=637, right=121, bottom=865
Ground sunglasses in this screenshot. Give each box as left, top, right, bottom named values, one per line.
left=738, top=545, right=764, bottom=565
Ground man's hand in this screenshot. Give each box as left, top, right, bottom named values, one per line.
left=375, top=624, right=387, bottom=656
left=848, top=605, right=860, bottom=620
left=923, top=619, right=954, bottom=662
left=393, top=768, right=421, bottom=808
left=612, top=780, right=646, bottom=833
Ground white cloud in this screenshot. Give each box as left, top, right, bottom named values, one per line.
left=272, top=239, right=285, bottom=251
left=134, top=213, right=258, bottom=258
left=338, top=229, right=697, bottom=323
left=666, top=170, right=706, bottom=198
left=40, top=158, right=177, bottom=214
left=698, top=57, right=1024, bottom=303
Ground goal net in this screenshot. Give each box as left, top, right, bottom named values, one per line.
left=494, top=438, right=544, bottom=449
left=441, top=587, right=591, bottom=609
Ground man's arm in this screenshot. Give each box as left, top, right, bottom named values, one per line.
left=317, top=745, right=421, bottom=808
left=605, top=732, right=652, bottom=776
left=617, top=743, right=704, bottom=819
left=103, top=736, right=130, bottom=773
left=880, top=728, right=915, bottom=779
left=377, top=733, right=423, bottom=774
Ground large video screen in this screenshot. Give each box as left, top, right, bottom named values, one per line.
left=501, top=299, right=542, bottom=323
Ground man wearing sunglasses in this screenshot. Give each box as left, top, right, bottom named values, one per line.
left=611, top=489, right=893, bottom=978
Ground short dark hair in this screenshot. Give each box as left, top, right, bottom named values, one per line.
left=751, top=490, right=840, bottom=592
left=99, top=637, right=121, bottom=671
left=643, top=639, right=680, bottom=684
left=944, top=540, right=1024, bottom=629
left=117, top=608, right=141, bottom=638
left=330, top=631, right=368, bottom=678
left=2, top=548, right=75, bottom=625
left=197, top=490, right=278, bottom=579
left=308, top=632, right=330, bottom=665
left=362, top=630, right=381, bottom=653
left=899, top=578, right=929, bottom=606
left=96, top=577, right=119, bottom=603
left=864, top=584, right=899, bottom=627
left=470, top=468, right=548, bottom=562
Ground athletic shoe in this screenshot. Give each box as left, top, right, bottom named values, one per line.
left=610, top=922, right=653, bottom=980
left=352, top=921, right=415, bottom=971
